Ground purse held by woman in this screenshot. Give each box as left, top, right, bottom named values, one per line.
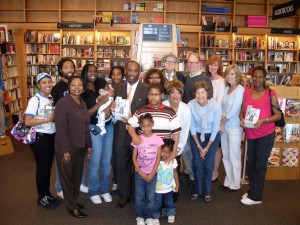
left=10, top=119, right=36, bottom=144
left=269, top=90, right=285, bottom=127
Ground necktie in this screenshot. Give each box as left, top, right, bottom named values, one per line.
left=127, top=86, right=132, bottom=116
left=167, top=74, right=172, bottom=81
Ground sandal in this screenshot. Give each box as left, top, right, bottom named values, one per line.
left=190, top=194, right=199, bottom=201
left=204, top=196, right=212, bottom=202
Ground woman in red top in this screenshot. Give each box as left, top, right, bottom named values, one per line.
left=240, top=65, right=281, bottom=205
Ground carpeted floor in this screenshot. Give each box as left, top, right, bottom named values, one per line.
left=0, top=136, right=299, bottom=225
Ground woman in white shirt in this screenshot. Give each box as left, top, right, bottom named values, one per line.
left=163, top=80, right=191, bottom=173
left=206, top=55, right=226, bottom=182
left=25, top=73, right=58, bottom=209
left=219, top=65, right=245, bottom=192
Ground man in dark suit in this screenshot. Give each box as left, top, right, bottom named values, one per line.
left=113, top=61, right=149, bottom=208
left=161, top=54, right=186, bottom=85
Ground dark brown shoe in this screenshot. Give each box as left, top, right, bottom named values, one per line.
left=225, top=188, right=241, bottom=193
left=116, top=198, right=130, bottom=209
left=218, top=185, right=228, bottom=191
left=70, top=209, right=87, bottom=218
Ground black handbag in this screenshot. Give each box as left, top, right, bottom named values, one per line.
left=269, top=90, right=285, bottom=127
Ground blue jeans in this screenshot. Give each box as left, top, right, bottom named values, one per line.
left=190, top=132, right=221, bottom=196
left=88, top=123, right=114, bottom=196
left=247, top=132, right=275, bottom=201
left=135, top=171, right=157, bottom=219
left=153, top=191, right=176, bottom=219
left=55, top=158, right=86, bottom=192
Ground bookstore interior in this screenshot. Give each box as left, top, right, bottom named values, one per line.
left=0, top=0, right=300, bottom=180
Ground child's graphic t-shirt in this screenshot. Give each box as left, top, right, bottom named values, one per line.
left=132, top=134, right=164, bottom=174
left=156, top=159, right=178, bottom=194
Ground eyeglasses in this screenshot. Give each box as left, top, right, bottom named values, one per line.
left=149, top=76, right=161, bottom=79
left=165, top=61, right=176, bottom=64
left=187, top=61, right=199, bottom=65
left=148, top=93, right=162, bottom=96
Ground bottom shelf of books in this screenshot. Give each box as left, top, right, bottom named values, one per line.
left=265, top=86, right=300, bottom=180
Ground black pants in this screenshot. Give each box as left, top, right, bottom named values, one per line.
left=30, top=133, right=55, bottom=199
left=56, top=147, right=87, bottom=212
left=247, top=132, right=275, bottom=201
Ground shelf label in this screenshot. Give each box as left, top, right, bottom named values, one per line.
left=271, top=28, right=300, bottom=35
left=272, top=0, right=299, bottom=20
left=57, top=23, right=94, bottom=29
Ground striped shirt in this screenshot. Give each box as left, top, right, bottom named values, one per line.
left=128, top=103, right=181, bottom=139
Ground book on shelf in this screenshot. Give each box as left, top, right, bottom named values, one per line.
left=277, top=98, right=286, bottom=114
left=244, top=105, right=260, bottom=128
left=274, top=52, right=284, bottom=61
left=285, top=99, right=300, bottom=117
left=284, top=52, right=294, bottom=62
left=268, top=148, right=280, bottom=167
left=282, top=148, right=298, bottom=167
left=285, top=124, right=300, bottom=143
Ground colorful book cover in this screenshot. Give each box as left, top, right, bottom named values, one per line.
left=268, top=148, right=280, bottom=167
left=277, top=98, right=286, bottom=115
left=115, top=97, right=129, bottom=120
left=282, top=148, right=298, bottom=167
left=285, top=99, right=300, bottom=117
left=244, top=105, right=260, bottom=128
left=285, top=124, right=300, bottom=143
left=275, top=126, right=284, bottom=143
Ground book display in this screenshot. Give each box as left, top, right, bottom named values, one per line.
left=267, top=35, right=298, bottom=75
left=61, top=30, right=94, bottom=74
left=95, top=31, right=131, bottom=77
left=266, top=86, right=300, bottom=180
left=25, top=30, right=61, bottom=98
left=1, top=38, right=22, bottom=131
left=233, top=34, right=266, bottom=74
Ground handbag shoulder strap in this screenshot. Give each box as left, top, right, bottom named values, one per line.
left=35, top=95, right=40, bottom=115
left=269, top=89, right=281, bottom=111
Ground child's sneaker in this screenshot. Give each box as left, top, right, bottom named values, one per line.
left=136, top=217, right=145, bottom=225
left=145, top=218, right=154, bottom=225
left=153, top=219, right=160, bottom=225
left=168, top=215, right=175, bottom=223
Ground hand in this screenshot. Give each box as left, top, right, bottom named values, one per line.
left=145, top=174, right=154, bottom=182
left=254, top=119, right=264, bottom=129
left=97, top=94, right=109, bottom=105
left=47, top=112, right=55, bottom=122
left=197, top=145, right=206, bottom=159
left=240, top=118, right=245, bottom=128
left=220, top=125, right=225, bottom=134
left=165, top=153, right=175, bottom=165
left=87, top=148, right=92, bottom=159
left=63, top=151, right=71, bottom=163
left=132, top=135, right=142, bottom=145
left=174, top=186, right=179, bottom=193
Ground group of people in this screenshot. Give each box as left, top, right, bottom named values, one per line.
left=24, top=53, right=281, bottom=224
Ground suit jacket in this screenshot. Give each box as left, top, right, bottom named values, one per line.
left=114, top=81, right=149, bottom=145
left=162, top=69, right=186, bottom=85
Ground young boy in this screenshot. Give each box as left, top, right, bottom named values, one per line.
left=153, top=139, right=179, bottom=224
left=127, top=83, right=181, bottom=162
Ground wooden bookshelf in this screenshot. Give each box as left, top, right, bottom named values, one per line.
left=1, top=33, right=23, bottom=132
left=1, top=0, right=299, bottom=28
left=265, top=85, right=300, bottom=180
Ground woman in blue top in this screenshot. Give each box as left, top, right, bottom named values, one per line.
left=188, top=81, right=221, bottom=202
left=219, top=65, right=245, bottom=193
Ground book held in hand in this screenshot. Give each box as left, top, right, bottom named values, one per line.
left=115, top=97, right=130, bottom=120
left=244, top=105, right=260, bottom=128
